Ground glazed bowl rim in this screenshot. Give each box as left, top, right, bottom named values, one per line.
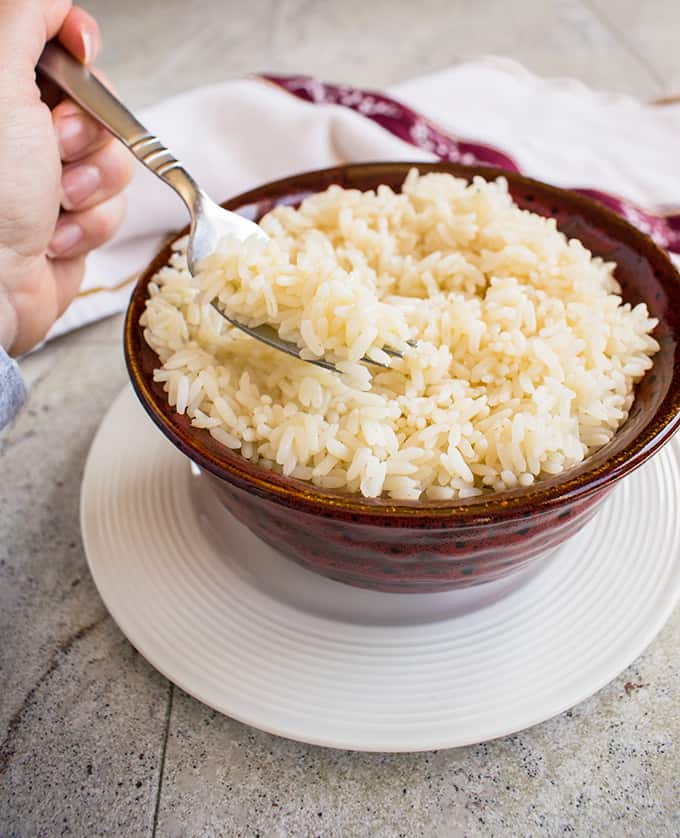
left=124, top=161, right=680, bottom=523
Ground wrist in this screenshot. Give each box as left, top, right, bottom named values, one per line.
left=0, top=286, right=18, bottom=354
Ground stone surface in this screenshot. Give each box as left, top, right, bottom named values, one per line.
left=80, top=0, right=668, bottom=108
left=155, top=629, right=680, bottom=837
left=2, top=1, right=679, bottom=835
left=587, top=0, right=680, bottom=98
left=0, top=322, right=171, bottom=837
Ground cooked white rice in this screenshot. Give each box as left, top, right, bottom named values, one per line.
left=141, top=170, right=659, bottom=500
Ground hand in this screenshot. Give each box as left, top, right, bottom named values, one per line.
left=0, top=0, right=134, bottom=355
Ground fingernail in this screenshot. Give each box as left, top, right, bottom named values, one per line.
left=61, top=164, right=101, bottom=209
left=48, top=221, right=83, bottom=257
left=82, top=30, right=94, bottom=65
left=56, top=115, right=98, bottom=159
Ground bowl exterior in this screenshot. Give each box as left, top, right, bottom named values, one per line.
left=203, top=471, right=610, bottom=592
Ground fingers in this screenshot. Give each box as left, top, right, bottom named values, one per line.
left=52, top=61, right=119, bottom=162
left=53, top=100, right=112, bottom=161
left=57, top=6, right=101, bottom=64
left=60, top=140, right=135, bottom=212
left=52, top=60, right=122, bottom=161
left=48, top=193, right=127, bottom=260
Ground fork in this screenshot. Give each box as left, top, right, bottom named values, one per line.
left=37, top=41, right=407, bottom=372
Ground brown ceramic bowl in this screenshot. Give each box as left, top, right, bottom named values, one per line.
left=125, top=162, right=680, bottom=593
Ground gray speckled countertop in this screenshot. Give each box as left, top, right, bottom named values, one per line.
left=2, top=1, right=679, bottom=835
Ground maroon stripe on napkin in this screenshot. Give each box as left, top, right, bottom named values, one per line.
left=260, top=74, right=680, bottom=255
left=260, top=73, right=519, bottom=171
left=574, top=189, right=680, bottom=254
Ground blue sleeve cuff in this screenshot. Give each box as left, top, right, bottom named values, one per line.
left=0, top=345, right=26, bottom=430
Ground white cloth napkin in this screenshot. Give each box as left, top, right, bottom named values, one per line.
left=48, top=56, right=680, bottom=342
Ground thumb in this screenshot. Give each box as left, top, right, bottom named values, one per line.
left=57, top=6, right=101, bottom=65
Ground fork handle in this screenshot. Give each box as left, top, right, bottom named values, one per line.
left=37, top=41, right=205, bottom=218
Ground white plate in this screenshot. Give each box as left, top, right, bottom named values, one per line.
left=81, top=387, right=680, bottom=752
